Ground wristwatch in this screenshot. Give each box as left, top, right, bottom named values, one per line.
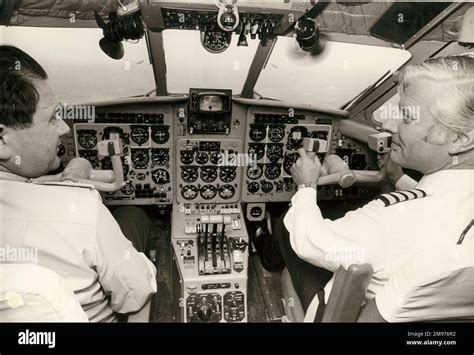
left=297, top=182, right=317, bottom=191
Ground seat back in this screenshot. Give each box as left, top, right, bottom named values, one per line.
left=0, top=264, right=88, bottom=322
left=322, top=264, right=373, bottom=322
left=375, top=243, right=474, bottom=322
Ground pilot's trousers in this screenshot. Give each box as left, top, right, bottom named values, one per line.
left=112, top=206, right=150, bottom=254
left=273, top=212, right=333, bottom=315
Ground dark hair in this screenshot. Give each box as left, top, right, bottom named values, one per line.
left=0, top=45, right=48, bottom=129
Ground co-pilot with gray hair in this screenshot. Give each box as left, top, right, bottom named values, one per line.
left=274, top=55, right=474, bottom=322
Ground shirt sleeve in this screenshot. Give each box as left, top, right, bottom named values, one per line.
left=93, top=203, right=157, bottom=314
left=394, top=174, right=418, bottom=191
left=283, top=187, right=383, bottom=272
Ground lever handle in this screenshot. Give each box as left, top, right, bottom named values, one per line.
left=33, top=140, right=125, bottom=192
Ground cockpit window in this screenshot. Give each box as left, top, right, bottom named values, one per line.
left=255, top=37, right=412, bottom=109
left=0, top=26, right=155, bottom=104
left=163, top=29, right=259, bottom=95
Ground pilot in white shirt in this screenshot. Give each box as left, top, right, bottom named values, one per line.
left=278, top=55, right=474, bottom=322
left=0, top=45, right=157, bottom=322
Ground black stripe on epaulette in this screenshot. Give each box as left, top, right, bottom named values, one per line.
left=375, top=189, right=427, bottom=207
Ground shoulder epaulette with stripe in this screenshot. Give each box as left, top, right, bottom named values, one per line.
left=375, top=189, right=427, bottom=207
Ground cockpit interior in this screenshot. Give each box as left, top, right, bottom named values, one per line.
left=1, top=0, right=473, bottom=326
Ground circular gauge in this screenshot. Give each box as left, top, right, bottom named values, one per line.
left=246, top=164, right=263, bottom=180
left=287, top=126, right=308, bottom=150
left=151, top=148, right=170, bottom=166
left=195, top=152, right=209, bottom=165
left=249, top=125, right=266, bottom=142
left=218, top=185, right=235, bottom=199
left=181, top=166, right=198, bottom=183
left=248, top=143, right=265, bottom=160
left=200, top=185, right=217, bottom=200
left=130, top=126, right=149, bottom=145
left=152, top=169, right=170, bottom=184
left=181, top=185, right=199, bottom=200
left=78, top=131, right=97, bottom=149
left=265, top=163, right=281, bottom=180
left=247, top=182, right=260, bottom=194
left=151, top=126, right=170, bottom=144
left=284, top=180, right=295, bottom=192
left=268, top=126, right=285, bottom=142
left=131, top=149, right=149, bottom=170
left=266, top=144, right=284, bottom=163
left=200, top=166, right=218, bottom=183
left=261, top=180, right=273, bottom=193
left=57, top=144, right=66, bottom=157
left=201, top=29, right=231, bottom=54
left=121, top=182, right=135, bottom=196
left=283, top=153, right=299, bottom=175
left=180, top=150, right=194, bottom=165
left=219, top=166, right=236, bottom=183
left=209, top=152, right=222, bottom=165
left=79, top=150, right=99, bottom=168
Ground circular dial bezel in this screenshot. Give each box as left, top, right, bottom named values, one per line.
left=130, top=126, right=149, bottom=145
left=264, top=163, right=281, bottom=180
left=78, top=131, right=98, bottom=149
left=218, top=184, right=235, bottom=199
left=249, top=125, right=266, bottom=142
left=151, top=126, right=170, bottom=144
left=201, top=29, right=232, bottom=54
left=181, top=185, right=199, bottom=200
left=151, top=148, right=170, bottom=167
left=131, top=149, right=150, bottom=169
left=268, top=125, right=285, bottom=143
left=219, top=166, right=236, bottom=183
left=200, top=185, right=218, bottom=200
left=151, top=168, right=170, bottom=184
left=181, top=166, right=199, bottom=183
left=200, top=166, right=218, bottom=183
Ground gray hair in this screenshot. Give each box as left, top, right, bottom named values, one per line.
left=398, top=55, right=474, bottom=144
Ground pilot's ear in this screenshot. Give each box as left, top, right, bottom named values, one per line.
left=0, top=124, right=13, bottom=160
left=448, top=130, right=474, bottom=155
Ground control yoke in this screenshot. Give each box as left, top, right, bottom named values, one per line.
left=34, top=140, right=125, bottom=192
left=303, top=136, right=390, bottom=188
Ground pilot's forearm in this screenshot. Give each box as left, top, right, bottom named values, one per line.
left=284, top=187, right=381, bottom=271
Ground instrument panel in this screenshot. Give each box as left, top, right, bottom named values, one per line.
left=61, top=97, right=378, bottom=206
left=176, top=139, right=243, bottom=204
left=72, top=109, right=174, bottom=205
left=243, top=111, right=333, bottom=202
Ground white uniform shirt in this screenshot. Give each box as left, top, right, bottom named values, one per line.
left=0, top=177, right=157, bottom=322
left=283, top=169, right=473, bottom=322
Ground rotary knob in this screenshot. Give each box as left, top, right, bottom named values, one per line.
left=197, top=304, right=212, bottom=322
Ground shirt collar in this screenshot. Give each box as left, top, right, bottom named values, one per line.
left=416, top=169, right=474, bottom=195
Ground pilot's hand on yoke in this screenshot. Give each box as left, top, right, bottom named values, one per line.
left=378, top=153, right=403, bottom=186
left=291, top=148, right=321, bottom=187
left=60, top=158, right=93, bottom=183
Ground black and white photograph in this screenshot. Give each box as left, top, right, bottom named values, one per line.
left=0, top=0, right=473, bottom=353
